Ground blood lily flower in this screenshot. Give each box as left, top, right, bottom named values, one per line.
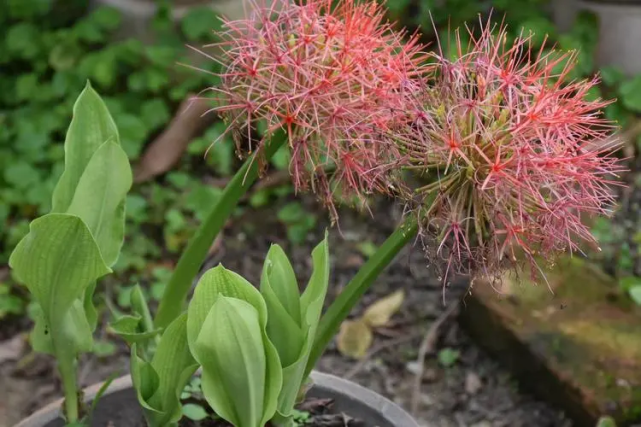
left=200, top=0, right=429, bottom=216
left=398, top=22, right=624, bottom=282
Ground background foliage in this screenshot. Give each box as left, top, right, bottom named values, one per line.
left=1, top=0, right=639, bottom=325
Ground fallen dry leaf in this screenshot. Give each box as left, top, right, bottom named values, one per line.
left=362, top=290, right=405, bottom=328
left=134, top=96, right=216, bottom=183
left=336, top=319, right=372, bottom=359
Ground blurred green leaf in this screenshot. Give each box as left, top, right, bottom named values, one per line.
left=181, top=7, right=222, bottom=41
left=438, top=348, right=460, bottom=368
left=182, top=404, right=209, bottom=421
left=600, top=66, right=625, bottom=87
left=629, top=286, right=641, bottom=306
left=6, top=23, right=41, bottom=59
left=89, top=6, right=122, bottom=32
left=93, top=339, right=117, bottom=357
left=619, top=76, right=641, bottom=112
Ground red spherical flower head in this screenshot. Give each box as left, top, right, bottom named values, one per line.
left=199, top=0, right=429, bottom=218
left=399, top=21, right=624, bottom=284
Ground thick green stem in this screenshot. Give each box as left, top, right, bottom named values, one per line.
left=154, top=132, right=287, bottom=329
left=58, top=355, right=79, bottom=423
left=305, top=216, right=419, bottom=376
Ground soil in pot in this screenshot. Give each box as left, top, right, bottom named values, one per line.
left=54, top=393, right=370, bottom=427
left=179, top=397, right=366, bottom=427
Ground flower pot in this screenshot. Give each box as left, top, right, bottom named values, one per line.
left=16, top=371, right=419, bottom=427
left=551, top=0, right=641, bottom=74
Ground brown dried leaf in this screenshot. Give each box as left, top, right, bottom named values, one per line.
left=362, top=290, right=405, bottom=328
left=336, top=319, right=372, bottom=359
left=134, top=96, right=216, bottom=183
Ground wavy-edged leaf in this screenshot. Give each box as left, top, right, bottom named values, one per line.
left=9, top=214, right=110, bottom=323
left=336, top=319, right=372, bottom=359
left=275, top=235, right=329, bottom=419
left=195, top=297, right=268, bottom=427
left=362, top=290, right=405, bottom=328
left=109, top=315, right=161, bottom=345
left=262, top=245, right=301, bottom=322
left=131, top=314, right=197, bottom=426
left=187, top=266, right=282, bottom=427
left=131, top=345, right=161, bottom=413
left=52, top=81, right=120, bottom=213
left=147, top=313, right=198, bottom=426
left=66, top=140, right=132, bottom=266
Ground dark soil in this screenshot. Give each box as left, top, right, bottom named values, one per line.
left=0, top=194, right=570, bottom=427
left=179, top=398, right=366, bottom=427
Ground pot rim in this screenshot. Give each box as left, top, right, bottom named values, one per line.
left=16, top=371, right=418, bottom=427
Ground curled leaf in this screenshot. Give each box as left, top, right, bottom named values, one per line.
left=336, top=319, right=372, bottom=360
left=362, top=290, right=405, bottom=327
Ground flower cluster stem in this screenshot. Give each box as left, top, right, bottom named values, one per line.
left=305, top=215, right=419, bottom=376
left=154, top=131, right=287, bottom=329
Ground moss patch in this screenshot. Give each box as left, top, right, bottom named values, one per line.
left=460, top=257, right=641, bottom=425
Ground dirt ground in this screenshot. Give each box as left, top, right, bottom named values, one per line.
left=0, top=195, right=571, bottom=427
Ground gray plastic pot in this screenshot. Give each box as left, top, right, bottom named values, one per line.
left=15, top=371, right=419, bottom=427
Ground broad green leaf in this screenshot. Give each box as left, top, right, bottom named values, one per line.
left=261, top=245, right=304, bottom=367
left=182, top=404, right=208, bottom=421
left=30, top=305, right=54, bottom=354
left=52, top=82, right=120, bottom=213
left=109, top=315, right=161, bottom=345
left=262, top=245, right=301, bottom=322
left=276, top=236, right=329, bottom=418
left=194, top=297, right=270, bottom=427
left=9, top=214, right=110, bottom=323
left=66, top=140, right=132, bottom=266
left=147, top=314, right=198, bottom=426
left=131, top=284, right=155, bottom=334
left=130, top=314, right=197, bottom=427
left=131, top=345, right=161, bottom=413
left=83, top=281, right=98, bottom=330
left=629, top=286, right=641, bottom=306
left=187, top=265, right=268, bottom=346
left=187, top=266, right=282, bottom=427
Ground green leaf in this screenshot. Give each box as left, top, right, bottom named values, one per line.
left=90, top=6, right=122, bottom=31
left=438, top=348, right=460, bottom=368
left=600, top=66, right=625, bottom=87
left=9, top=214, right=110, bottom=323
left=278, top=203, right=306, bottom=224
left=93, top=339, right=117, bottom=357
left=619, top=76, right=641, bottom=113
left=195, top=297, right=273, bottom=427
left=187, top=266, right=282, bottom=427
left=182, top=404, right=208, bottom=421
left=262, top=245, right=302, bottom=324
left=185, top=185, right=222, bottom=221
left=270, top=145, right=290, bottom=171
left=52, top=82, right=120, bottom=213
left=596, top=416, right=617, bottom=427
left=629, top=286, right=641, bottom=306
left=181, top=7, right=221, bottom=41
left=110, top=315, right=161, bottom=345
left=6, top=23, right=40, bottom=59
left=66, top=141, right=132, bottom=266
left=131, top=314, right=198, bottom=426
left=261, top=245, right=304, bottom=367
left=141, top=99, right=171, bottom=131
left=277, top=236, right=329, bottom=418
